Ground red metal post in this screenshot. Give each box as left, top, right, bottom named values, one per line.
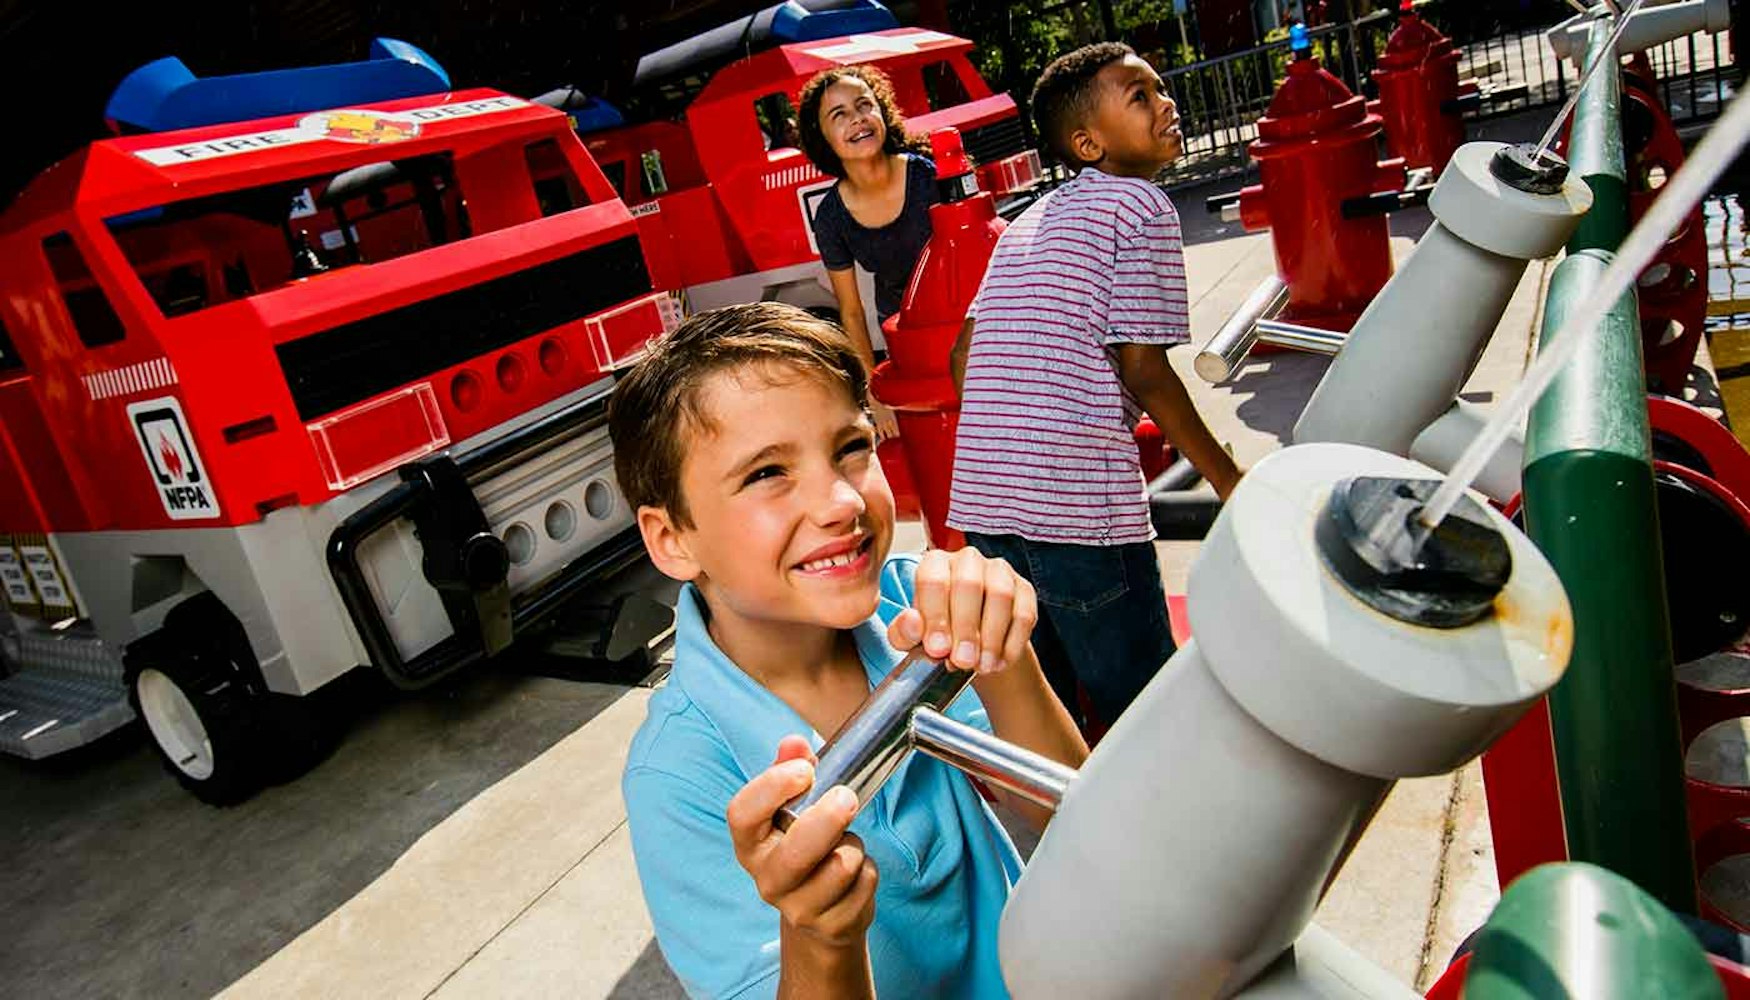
left=873, top=129, right=1004, bottom=550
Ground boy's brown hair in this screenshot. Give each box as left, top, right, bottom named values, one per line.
left=608, top=303, right=871, bottom=528
left=1030, top=42, right=1136, bottom=169
left=797, top=65, right=930, bottom=178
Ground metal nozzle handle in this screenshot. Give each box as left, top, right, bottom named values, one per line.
left=774, top=649, right=1080, bottom=829
left=775, top=649, right=971, bottom=829
left=1195, top=275, right=1289, bottom=383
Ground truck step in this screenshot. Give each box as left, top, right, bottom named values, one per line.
left=0, top=624, right=132, bottom=759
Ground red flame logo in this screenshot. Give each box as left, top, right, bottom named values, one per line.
left=157, top=432, right=186, bottom=482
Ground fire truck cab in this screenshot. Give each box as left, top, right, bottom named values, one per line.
left=574, top=0, right=1042, bottom=334
left=0, top=40, right=678, bottom=802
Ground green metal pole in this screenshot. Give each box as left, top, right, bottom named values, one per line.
left=1522, top=14, right=1696, bottom=916
left=1526, top=249, right=1696, bottom=910
left=1565, top=22, right=1632, bottom=255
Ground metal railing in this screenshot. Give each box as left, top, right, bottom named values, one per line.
left=1150, top=5, right=1735, bottom=190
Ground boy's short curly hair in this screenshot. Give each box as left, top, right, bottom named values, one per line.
left=1030, top=42, right=1136, bottom=169
left=608, top=303, right=871, bottom=528
left=797, top=66, right=929, bottom=178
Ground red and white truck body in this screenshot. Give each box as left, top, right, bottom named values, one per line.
left=0, top=85, right=678, bottom=799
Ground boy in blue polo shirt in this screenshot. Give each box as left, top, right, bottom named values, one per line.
left=609, top=303, right=1087, bottom=998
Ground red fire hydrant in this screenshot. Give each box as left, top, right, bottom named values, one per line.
left=1368, top=0, right=1475, bottom=174
left=1239, top=30, right=1407, bottom=331
left=874, top=128, right=1003, bottom=550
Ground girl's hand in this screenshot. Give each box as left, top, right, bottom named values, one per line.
left=726, top=736, right=879, bottom=950
left=888, top=548, right=1038, bottom=674
left=870, top=400, right=901, bottom=442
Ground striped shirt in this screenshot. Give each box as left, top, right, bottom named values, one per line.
left=947, top=168, right=1190, bottom=545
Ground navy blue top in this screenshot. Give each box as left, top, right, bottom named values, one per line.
left=812, top=153, right=938, bottom=323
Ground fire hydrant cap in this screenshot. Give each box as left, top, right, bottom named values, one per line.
left=930, top=127, right=972, bottom=180
left=1256, top=59, right=1366, bottom=141
left=1377, top=13, right=1447, bottom=69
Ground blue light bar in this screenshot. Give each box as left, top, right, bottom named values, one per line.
left=771, top=0, right=899, bottom=42
left=532, top=87, right=626, bottom=134
left=105, top=38, right=451, bottom=134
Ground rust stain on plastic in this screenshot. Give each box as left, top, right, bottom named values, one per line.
left=1493, top=589, right=1575, bottom=664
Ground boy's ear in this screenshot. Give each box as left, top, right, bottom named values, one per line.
left=637, top=505, right=702, bottom=583
left=1067, top=124, right=1104, bottom=168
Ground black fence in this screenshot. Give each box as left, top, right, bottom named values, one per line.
left=951, top=0, right=1738, bottom=191
left=1156, top=10, right=1572, bottom=187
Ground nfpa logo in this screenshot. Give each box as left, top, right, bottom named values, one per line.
left=127, top=398, right=220, bottom=521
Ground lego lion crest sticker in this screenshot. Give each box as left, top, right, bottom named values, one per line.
left=128, top=398, right=220, bottom=520
left=298, top=110, right=420, bottom=145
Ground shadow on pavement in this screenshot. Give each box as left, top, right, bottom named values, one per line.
left=2, top=664, right=641, bottom=999
left=1224, top=352, right=1334, bottom=446
left=609, top=939, right=688, bottom=999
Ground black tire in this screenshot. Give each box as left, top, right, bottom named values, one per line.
left=126, top=635, right=267, bottom=806
left=124, top=593, right=311, bottom=805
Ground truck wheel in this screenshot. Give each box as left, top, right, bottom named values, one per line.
left=129, top=653, right=265, bottom=806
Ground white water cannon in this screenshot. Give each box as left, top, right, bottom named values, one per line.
left=1547, top=0, right=1731, bottom=65
left=781, top=442, right=1574, bottom=998
left=1289, top=141, right=1591, bottom=502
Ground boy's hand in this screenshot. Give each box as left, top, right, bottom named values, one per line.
left=727, top=735, right=879, bottom=950
left=889, top=548, right=1038, bottom=674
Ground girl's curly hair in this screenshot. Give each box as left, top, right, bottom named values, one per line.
left=797, top=66, right=929, bottom=178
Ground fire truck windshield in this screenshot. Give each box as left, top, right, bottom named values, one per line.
left=103, top=135, right=593, bottom=318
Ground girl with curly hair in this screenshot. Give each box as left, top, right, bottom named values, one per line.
left=797, top=66, right=934, bottom=442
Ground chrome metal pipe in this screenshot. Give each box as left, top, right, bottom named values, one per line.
left=775, top=650, right=972, bottom=828
left=1194, top=275, right=1289, bottom=383
left=911, top=707, right=1078, bottom=809
left=1254, top=318, right=1347, bottom=356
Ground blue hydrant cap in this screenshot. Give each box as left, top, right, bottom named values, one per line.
left=1289, top=23, right=1310, bottom=53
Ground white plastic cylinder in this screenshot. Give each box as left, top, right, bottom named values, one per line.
left=999, top=443, right=1572, bottom=1000
left=1547, top=0, right=1732, bottom=63
left=1408, top=401, right=1525, bottom=503
left=1293, top=142, right=1591, bottom=455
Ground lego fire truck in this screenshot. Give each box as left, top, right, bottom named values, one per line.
left=0, top=39, right=679, bottom=802
left=565, top=0, right=1043, bottom=332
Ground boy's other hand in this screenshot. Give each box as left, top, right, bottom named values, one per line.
left=890, top=548, right=1038, bottom=674
left=727, top=735, right=878, bottom=950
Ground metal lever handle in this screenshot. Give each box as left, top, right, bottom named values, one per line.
left=775, top=649, right=971, bottom=829
left=773, top=649, right=1080, bottom=828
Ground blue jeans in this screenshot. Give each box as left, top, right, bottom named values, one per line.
left=965, top=533, right=1176, bottom=728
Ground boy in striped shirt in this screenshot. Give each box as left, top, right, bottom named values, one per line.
left=947, top=42, right=1242, bottom=730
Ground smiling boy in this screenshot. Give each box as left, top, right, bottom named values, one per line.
left=948, top=43, right=1242, bottom=731
left=612, top=303, right=1086, bottom=998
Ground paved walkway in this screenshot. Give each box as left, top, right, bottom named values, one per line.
left=225, top=207, right=1563, bottom=999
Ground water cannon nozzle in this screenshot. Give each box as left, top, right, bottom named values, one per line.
left=1314, top=476, right=1511, bottom=628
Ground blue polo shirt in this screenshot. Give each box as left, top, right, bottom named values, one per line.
left=624, top=555, right=1022, bottom=998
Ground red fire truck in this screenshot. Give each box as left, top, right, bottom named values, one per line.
left=0, top=42, right=679, bottom=802
left=573, top=2, right=1043, bottom=333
